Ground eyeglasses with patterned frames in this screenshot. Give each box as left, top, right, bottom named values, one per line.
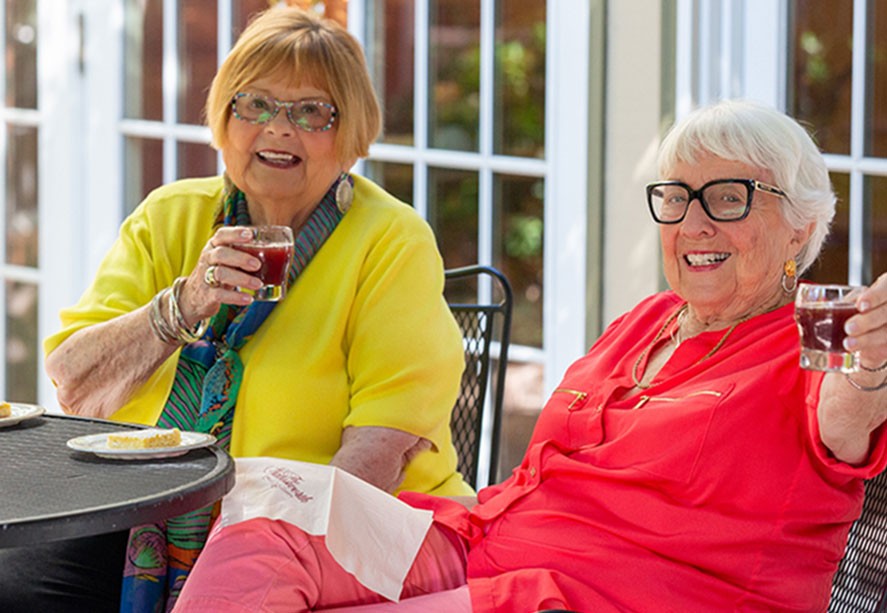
left=230, top=93, right=338, bottom=132
left=646, top=178, right=787, bottom=224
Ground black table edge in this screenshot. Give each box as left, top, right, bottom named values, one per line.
left=0, top=414, right=235, bottom=547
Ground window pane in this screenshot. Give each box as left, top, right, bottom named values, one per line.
left=365, top=161, right=413, bottom=205
left=177, top=142, right=217, bottom=180
left=805, top=172, right=849, bottom=283
left=494, top=0, right=545, bottom=158
left=866, top=1, right=887, bottom=157
left=427, top=167, right=478, bottom=268
left=6, top=125, right=38, bottom=268
left=788, top=1, right=852, bottom=155
left=494, top=174, right=543, bottom=347
left=178, top=0, right=218, bottom=126
left=233, top=0, right=268, bottom=35
left=124, top=137, right=164, bottom=216
left=5, top=0, right=37, bottom=109
left=7, top=280, right=38, bottom=403
left=867, top=176, right=887, bottom=282
left=368, top=0, right=415, bottom=146
left=429, top=1, right=480, bottom=151
left=124, top=0, right=164, bottom=121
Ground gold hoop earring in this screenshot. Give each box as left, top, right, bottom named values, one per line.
left=781, top=258, right=798, bottom=294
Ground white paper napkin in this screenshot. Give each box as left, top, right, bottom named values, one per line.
left=215, top=457, right=434, bottom=602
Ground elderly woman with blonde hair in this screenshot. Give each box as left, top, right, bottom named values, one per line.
left=0, top=7, right=471, bottom=613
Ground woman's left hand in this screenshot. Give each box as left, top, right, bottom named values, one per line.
left=330, top=426, right=433, bottom=493
left=818, top=272, right=887, bottom=464
left=846, top=272, right=887, bottom=369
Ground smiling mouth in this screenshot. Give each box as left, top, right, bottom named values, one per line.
left=685, top=252, right=730, bottom=266
left=257, top=151, right=301, bottom=168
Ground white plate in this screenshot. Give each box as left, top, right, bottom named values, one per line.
left=0, top=403, right=45, bottom=428
left=66, top=430, right=217, bottom=460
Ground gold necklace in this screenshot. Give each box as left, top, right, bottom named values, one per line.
left=631, top=304, right=745, bottom=390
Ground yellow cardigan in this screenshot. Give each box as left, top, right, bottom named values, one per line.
left=44, top=175, right=472, bottom=496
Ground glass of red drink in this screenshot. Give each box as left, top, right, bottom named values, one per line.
left=794, top=283, right=864, bottom=372
left=235, top=225, right=294, bottom=301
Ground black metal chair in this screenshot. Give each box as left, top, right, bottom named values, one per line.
left=829, top=470, right=887, bottom=611
left=444, top=264, right=513, bottom=490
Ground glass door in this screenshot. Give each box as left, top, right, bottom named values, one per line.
left=788, top=0, right=887, bottom=286
left=1, top=0, right=40, bottom=404
left=356, top=0, right=592, bottom=482
left=674, top=0, right=886, bottom=287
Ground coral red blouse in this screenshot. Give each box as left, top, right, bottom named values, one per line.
left=403, top=291, right=887, bottom=612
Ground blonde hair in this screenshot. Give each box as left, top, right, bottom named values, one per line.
left=658, top=99, right=836, bottom=274
left=205, top=6, right=382, bottom=164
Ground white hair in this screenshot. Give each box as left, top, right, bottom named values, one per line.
left=657, top=99, right=836, bottom=274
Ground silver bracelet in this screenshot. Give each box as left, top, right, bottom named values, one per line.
left=148, top=281, right=209, bottom=345
left=149, top=288, right=179, bottom=345
left=844, top=371, right=887, bottom=392
left=859, top=360, right=887, bottom=373
left=169, top=277, right=210, bottom=343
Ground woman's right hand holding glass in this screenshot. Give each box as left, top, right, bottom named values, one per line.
left=178, top=227, right=266, bottom=325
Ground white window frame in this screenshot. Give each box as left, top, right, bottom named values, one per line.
left=33, top=0, right=88, bottom=409
left=350, top=0, right=591, bottom=399
left=674, top=0, right=875, bottom=285
left=674, top=0, right=786, bottom=112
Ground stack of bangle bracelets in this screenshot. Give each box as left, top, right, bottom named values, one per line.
left=148, top=277, right=210, bottom=345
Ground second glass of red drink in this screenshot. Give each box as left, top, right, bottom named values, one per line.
left=794, top=283, right=864, bottom=373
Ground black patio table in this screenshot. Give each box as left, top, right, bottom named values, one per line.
left=0, top=412, right=234, bottom=548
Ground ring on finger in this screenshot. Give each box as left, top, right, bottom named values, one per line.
left=204, top=265, right=220, bottom=288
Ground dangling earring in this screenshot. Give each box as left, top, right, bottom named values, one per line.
left=781, top=258, right=798, bottom=294
left=335, top=172, right=353, bottom=214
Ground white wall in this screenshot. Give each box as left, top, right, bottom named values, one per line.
left=601, top=0, right=665, bottom=328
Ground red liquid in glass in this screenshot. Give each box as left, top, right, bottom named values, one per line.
left=236, top=243, right=293, bottom=285
left=795, top=303, right=858, bottom=352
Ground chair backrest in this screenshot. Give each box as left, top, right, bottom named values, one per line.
left=829, top=470, right=887, bottom=612
left=444, top=265, right=513, bottom=490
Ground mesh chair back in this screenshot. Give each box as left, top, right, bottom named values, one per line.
left=444, top=265, right=513, bottom=489
left=830, top=471, right=887, bottom=611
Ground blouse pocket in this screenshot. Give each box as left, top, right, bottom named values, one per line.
left=586, top=384, right=735, bottom=484
left=528, top=387, right=593, bottom=445
left=630, top=389, right=724, bottom=410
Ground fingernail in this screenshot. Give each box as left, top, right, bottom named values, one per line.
left=845, top=320, right=858, bottom=335
left=858, top=300, right=871, bottom=312
left=844, top=336, right=858, bottom=350
left=241, top=229, right=253, bottom=238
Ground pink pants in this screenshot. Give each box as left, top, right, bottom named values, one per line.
left=172, top=518, right=470, bottom=613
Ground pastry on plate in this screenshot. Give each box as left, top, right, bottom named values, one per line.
left=107, top=427, right=182, bottom=450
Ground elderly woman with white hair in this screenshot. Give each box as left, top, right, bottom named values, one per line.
left=175, top=99, right=887, bottom=612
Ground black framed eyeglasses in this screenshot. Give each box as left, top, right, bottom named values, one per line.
left=230, top=92, right=338, bottom=132
left=645, top=178, right=787, bottom=224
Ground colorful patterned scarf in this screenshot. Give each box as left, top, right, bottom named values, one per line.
left=120, top=175, right=349, bottom=613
